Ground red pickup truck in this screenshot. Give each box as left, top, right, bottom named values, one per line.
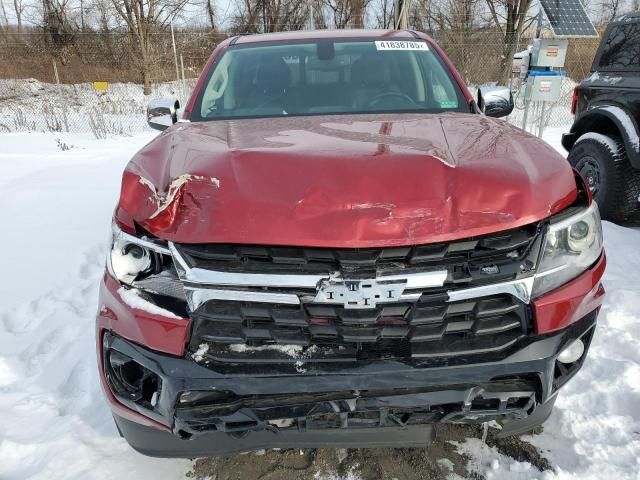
left=97, top=30, right=605, bottom=458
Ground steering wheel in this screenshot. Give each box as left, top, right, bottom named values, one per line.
left=367, top=92, right=417, bottom=109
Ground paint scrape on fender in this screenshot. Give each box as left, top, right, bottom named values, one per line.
left=137, top=174, right=221, bottom=220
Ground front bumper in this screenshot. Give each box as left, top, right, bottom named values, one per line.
left=114, top=415, right=439, bottom=457
left=100, top=311, right=595, bottom=457
left=97, top=248, right=605, bottom=457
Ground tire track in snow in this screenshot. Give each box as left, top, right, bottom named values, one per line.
left=0, top=245, right=191, bottom=480
left=0, top=132, right=190, bottom=480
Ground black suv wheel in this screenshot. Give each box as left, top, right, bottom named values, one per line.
left=568, top=133, right=640, bottom=222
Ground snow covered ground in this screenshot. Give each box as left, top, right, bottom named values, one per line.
left=0, top=79, right=196, bottom=137
left=0, top=132, right=192, bottom=480
left=0, top=127, right=639, bottom=480
left=452, top=218, right=640, bottom=479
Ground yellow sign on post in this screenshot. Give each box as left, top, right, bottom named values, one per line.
left=92, top=81, right=109, bottom=92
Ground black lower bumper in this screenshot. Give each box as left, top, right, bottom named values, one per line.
left=114, top=414, right=437, bottom=457
left=113, top=394, right=558, bottom=458
left=103, top=313, right=596, bottom=458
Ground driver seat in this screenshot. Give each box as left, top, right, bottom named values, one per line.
left=244, top=56, right=293, bottom=110
left=350, top=54, right=396, bottom=110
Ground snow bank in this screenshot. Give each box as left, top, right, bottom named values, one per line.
left=0, top=79, right=195, bottom=137
left=454, top=222, right=640, bottom=479
left=0, top=132, right=190, bottom=480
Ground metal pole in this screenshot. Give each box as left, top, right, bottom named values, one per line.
left=52, top=58, right=60, bottom=84
left=180, top=54, right=186, bottom=100
left=170, top=20, right=180, bottom=84
left=80, top=0, right=84, bottom=31
left=395, top=0, right=409, bottom=29
left=400, top=0, right=409, bottom=29
left=509, top=30, right=521, bottom=93
left=308, top=0, right=314, bottom=30
left=522, top=100, right=530, bottom=132
left=538, top=101, right=546, bottom=138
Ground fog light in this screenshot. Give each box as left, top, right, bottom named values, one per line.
left=107, top=350, right=161, bottom=406
left=557, top=339, right=585, bottom=364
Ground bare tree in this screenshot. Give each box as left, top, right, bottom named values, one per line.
left=230, top=0, right=308, bottom=33
left=449, top=0, right=482, bottom=80
left=602, top=0, right=622, bottom=22
left=94, top=0, right=119, bottom=30
left=302, top=0, right=371, bottom=28
left=484, top=0, right=534, bottom=84
left=109, top=0, right=189, bottom=93
left=0, top=0, right=25, bottom=32
left=13, top=0, right=25, bottom=31
left=206, top=0, right=215, bottom=31
left=410, top=0, right=480, bottom=35
left=0, top=1, right=9, bottom=31
left=351, top=0, right=363, bottom=27
left=311, top=0, right=328, bottom=28
left=408, top=0, right=482, bottom=81
left=373, top=0, right=393, bottom=28
left=322, top=0, right=355, bottom=27
left=40, top=0, right=79, bottom=62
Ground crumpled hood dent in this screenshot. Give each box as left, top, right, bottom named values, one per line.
left=117, top=113, right=576, bottom=247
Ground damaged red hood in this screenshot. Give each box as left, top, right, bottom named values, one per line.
left=117, top=113, right=576, bottom=247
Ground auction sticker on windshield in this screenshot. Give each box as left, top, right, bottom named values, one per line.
left=375, top=41, right=428, bottom=51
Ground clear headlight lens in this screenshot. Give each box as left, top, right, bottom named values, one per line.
left=107, top=223, right=167, bottom=284
left=110, top=237, right=152, bottom=284
left=532, top=203, right=603, bottom=298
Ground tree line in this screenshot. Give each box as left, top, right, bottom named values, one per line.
left=0, top=0, right=634, bottom=91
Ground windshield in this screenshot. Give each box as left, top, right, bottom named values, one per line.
left=191, top=39, right=468, bottom=121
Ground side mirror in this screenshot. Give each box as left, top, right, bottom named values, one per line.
left=147, top=98, right=180, bottom=131
left=477, top=86, right=514, bottom=118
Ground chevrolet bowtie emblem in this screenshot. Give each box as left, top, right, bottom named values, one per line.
left=314, top=278, right=407, bottom=309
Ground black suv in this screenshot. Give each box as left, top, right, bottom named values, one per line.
left=563, top=12, right=640, bottom=222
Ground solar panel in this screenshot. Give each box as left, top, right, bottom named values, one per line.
left=539, top=0, right=598, bottom=37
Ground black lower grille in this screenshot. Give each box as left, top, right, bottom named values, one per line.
left=173, top=379, right=539, bottom=436
left=188, top=293, right=530, bottom=363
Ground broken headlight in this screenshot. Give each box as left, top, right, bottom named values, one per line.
left=107, top=222, right=170, bottom=285
left=532, top=203, right=603, bottom=297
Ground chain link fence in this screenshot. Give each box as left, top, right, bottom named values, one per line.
left=0, top=31, right=600, bottom=138
left=0, top=77, right=197, bottom=137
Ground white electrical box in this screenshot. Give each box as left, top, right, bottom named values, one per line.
left=530, top=39, right=568, bottom=68
left=525, top=75, right=564, bottom=102
left=512, top=48, right=531, bottom=80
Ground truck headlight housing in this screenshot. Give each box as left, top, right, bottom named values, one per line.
left=533, top=203, right=603, bottom=298
left=107, top=223, right=170, bottom=285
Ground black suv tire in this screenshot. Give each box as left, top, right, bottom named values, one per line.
left=568, top=133, right=640, bottom=222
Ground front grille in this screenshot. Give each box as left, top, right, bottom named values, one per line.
left=174, top=223, right=541, bottom=283
left=180, top=224, right=542, bottom=366
left=188, top=293, right=530, bottom=363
